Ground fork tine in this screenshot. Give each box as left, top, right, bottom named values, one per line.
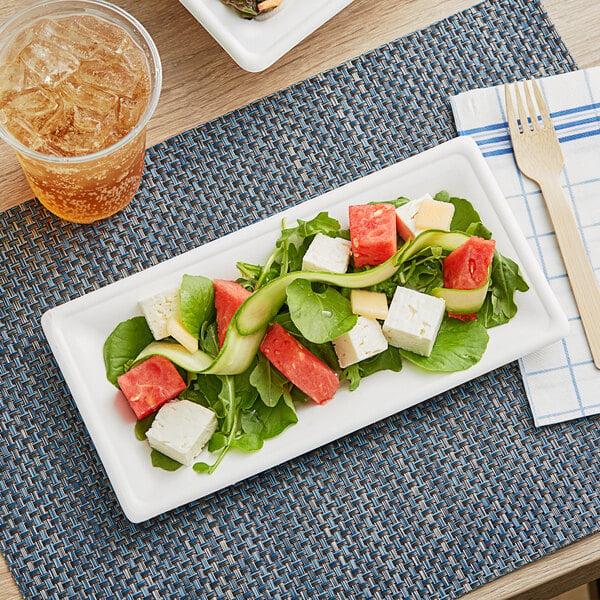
left=531, top=79, right=555, bottom=131
left=523, top=80, right=540, bottom=131
left=514, top=82, right=530, bottom=133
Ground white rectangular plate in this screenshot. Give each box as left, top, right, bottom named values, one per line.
left=42, top=137, right=568, bottom=522
left=178, top=0, right=354, bottom=72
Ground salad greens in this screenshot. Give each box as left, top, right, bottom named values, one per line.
left=220, top=0, right=281, bottom=18
left=103, top=190, right=529, bottom=473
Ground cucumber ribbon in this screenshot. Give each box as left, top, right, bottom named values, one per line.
left=135, top=230, right=474, bottom=375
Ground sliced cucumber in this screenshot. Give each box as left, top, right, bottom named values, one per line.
left=401, top=230, right=469, bottom=260
left=431, top=281, right=489, bottom=314
left=202, top=325, right=267, bottom=375
left=135, top=341, right=213, bottom=372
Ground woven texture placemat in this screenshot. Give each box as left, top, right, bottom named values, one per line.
left=1, top=0, right=592, bottom=598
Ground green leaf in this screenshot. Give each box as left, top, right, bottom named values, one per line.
left=103, top=316, right=154, bottom=386
left=341, top=346, right=403, bottom=391
left=193, top=462, right=211, bottom=474
left=433, top=191, right=484, bottom=235
left=151, top=449, right=182, bottom=471
left=250, top=353, right=287, bottom=407
left=134, top=413, right=155, bottom=440
left=370, top=196, right=411, bottom=208
left=479, top=251, right=529, bottom=328
left=286, top=279, right=357, bottom=343
left=207, top=432, right=228, bottom=452
left=231, top=433, right=264, bottom=452
left=241, top=393, right=298, bottom=440
left=399, top=318, right=489, bottom=372
left=180, top=275, right=215, bottom=338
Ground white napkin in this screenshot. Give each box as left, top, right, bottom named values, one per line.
left=450, top=68, right=600, bottom=426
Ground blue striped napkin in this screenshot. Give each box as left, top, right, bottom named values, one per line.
left=450, top=68, right=600, bottom=426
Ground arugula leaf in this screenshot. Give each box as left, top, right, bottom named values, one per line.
left=479, top=251, right=529, bottom=328
left=151, top=449, right=182, bottom=471
left=250, top=353, right=287, bottom=408
left=180, top=275, right=214, bottom=338
left=342, top=346, right=403, bottom=391
left=370, top=196, right=411, bottom=208
left=134, top=413, right=155, bottom=440
left=103, top=316, right=154, bottom=386
left=399, top=318, right=489, bottom=372
left=241, top=391, right=298, bottom=440
left=286, top=279, right=357, bottom=343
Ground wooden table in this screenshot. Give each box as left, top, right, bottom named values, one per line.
left=1, top=0, right=599, bottom=598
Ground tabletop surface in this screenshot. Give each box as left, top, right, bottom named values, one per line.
left=1, top=0, right=599, bottom=598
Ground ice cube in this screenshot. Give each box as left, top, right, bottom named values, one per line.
left=77, top=48, right=141, bottom=98
left=117, top=96, right=146, bottom=133
left=62, top=76, right=118, bottom=117
left=19, top=40, right=79, bottom=86
left=34, top=17, right=97, bottom=61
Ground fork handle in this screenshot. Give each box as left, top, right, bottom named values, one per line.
left=539, top=176, right=600, bottom=369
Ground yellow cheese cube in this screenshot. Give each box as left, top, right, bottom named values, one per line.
left=350, top=290, right=389, bottom=320
left=167, top=316, right=198, bottom=353
left=414, top=198, right=455, bottom=231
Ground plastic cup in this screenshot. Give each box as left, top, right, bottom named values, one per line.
left=0, top=0, right=162, bottom=223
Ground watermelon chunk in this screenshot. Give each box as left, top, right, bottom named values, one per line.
left=259, top=323, right=339, bottom=404
left=117, top=355, right=187, bottom=419
left=213, top=280, right=339, bottom=404
left=443, top=236, right=496, bottom=321
left=349, top=204, right=397, bottom=268
left=213, top=279, right=251, bottom=347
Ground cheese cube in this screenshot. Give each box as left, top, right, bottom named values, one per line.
left=333, top=316, right=388, bottom=368
left=146, top=400, right=217, bottom=466
left=382, top=286, right=445, bottom=357
left=395, top=195, right=430, bottom=241
left=167, top=316, right=198, bottom=353
left=302, top=233, right=352, bottom=274
left=350, top=290, right=389, bottom=320
left=139, top=288, right=181, bottom=340
left=414, top=196, right=455, bottom=231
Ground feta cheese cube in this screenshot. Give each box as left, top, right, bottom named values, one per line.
left=302, top=233, right=352, bottom=274
left=146, top=400, right=217, bottom=466
left=139, top=288, right=181, bottom=340
left=382, top=286, right=445, bottom=357
left=395, top=195, right=430, bottom=241
left=414, top=196, right=455, bottom=231
left=350, top=289, right=389, bottom=320
left=333, top=316, right=388, bottom=368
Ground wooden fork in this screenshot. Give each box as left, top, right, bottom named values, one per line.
left=505, top=79, right=600, bottom=369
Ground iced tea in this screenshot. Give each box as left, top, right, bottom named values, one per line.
left=0, top=1, right=161, bottom=223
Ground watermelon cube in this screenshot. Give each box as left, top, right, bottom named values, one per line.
left=443, top=236, right=496, bottom=320
left=117, top=355, right=187, bottom=420
left=213, top=279, right=251, bottom=347
left=260, top=323, right=339, bottom=405
left=349, top=204, right=397, bottom=268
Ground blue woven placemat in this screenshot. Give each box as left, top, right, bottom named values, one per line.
left=0, top=0, right=592, bottom=598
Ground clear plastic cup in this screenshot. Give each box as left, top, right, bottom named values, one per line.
left=0, top=0, right=162, bottom=223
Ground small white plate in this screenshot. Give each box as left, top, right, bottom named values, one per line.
left=178, top=0, right=354, bottom=72
left=42, top=137, right=568, bottom=522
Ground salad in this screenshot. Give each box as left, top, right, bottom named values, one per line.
left=103, top=191, right=528, bottom=474
left=220, top=0, right=282, bottom=18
